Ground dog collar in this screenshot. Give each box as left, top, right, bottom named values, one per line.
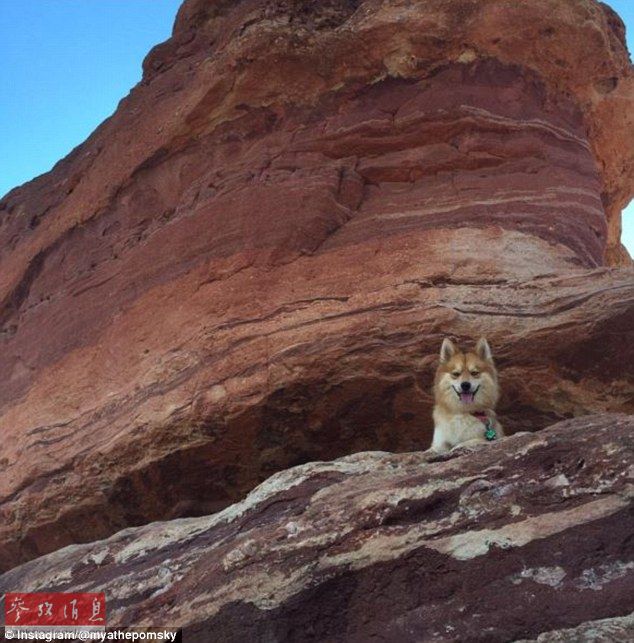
left=472, top=412, right=497, bottom=441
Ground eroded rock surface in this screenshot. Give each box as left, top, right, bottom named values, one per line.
left=516, top=613, right=634, bottom=642
left=0, top=0, right=633, bottom=571
left=1, top=415, right=632, bottom=641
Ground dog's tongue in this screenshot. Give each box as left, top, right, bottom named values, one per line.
left=460, top=391, right=475, bottom=403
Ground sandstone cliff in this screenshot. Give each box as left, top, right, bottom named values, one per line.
left=0, top=0, right=633, bottom=575
left=1, top=415, right=632, bottom=641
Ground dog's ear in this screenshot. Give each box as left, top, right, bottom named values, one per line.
left=440, top=338, right=457, bottom=363
left=476, top=337, right=493, bottom=361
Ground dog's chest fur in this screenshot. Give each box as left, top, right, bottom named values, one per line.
left=431, top=408, right=494, bottom=450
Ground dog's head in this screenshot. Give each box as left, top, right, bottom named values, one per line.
left=434, top=337, right=499, bottom=412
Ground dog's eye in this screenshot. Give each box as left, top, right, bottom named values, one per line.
left=470, top=371, right=480, bottom=377
left=451, top=372, right=460, bottom=378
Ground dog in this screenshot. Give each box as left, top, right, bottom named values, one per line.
left=429, top=337, right=504, bottom=453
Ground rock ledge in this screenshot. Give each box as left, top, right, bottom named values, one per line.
left=1, top=414, right=632, bottom=641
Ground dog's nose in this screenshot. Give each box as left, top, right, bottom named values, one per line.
left=460, top=381, right=471, bottom=392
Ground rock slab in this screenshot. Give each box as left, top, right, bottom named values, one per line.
left=1, top=414, right=632, bottom=641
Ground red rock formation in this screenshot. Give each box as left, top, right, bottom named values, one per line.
left=0, top=0, right=632, bottom=571
left=1, top=415, right=632, bottom=641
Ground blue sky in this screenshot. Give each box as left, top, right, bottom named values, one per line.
left=0, top=0, right=182, bottom=194
left=0, top=0, right=632, bottom=253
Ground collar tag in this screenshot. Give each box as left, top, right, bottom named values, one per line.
left=484, top=419, right=497, bottom=441
left=472, top=412, right=497, bottom=440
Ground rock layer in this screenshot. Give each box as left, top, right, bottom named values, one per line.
left=0, top=0, right=633, bottom=571
left=516, top=614, right=634, bottom=643
left=1, top=415, right=632, bottom=641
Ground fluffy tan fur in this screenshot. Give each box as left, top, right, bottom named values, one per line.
left=429, top=337, right=504, bottom=452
